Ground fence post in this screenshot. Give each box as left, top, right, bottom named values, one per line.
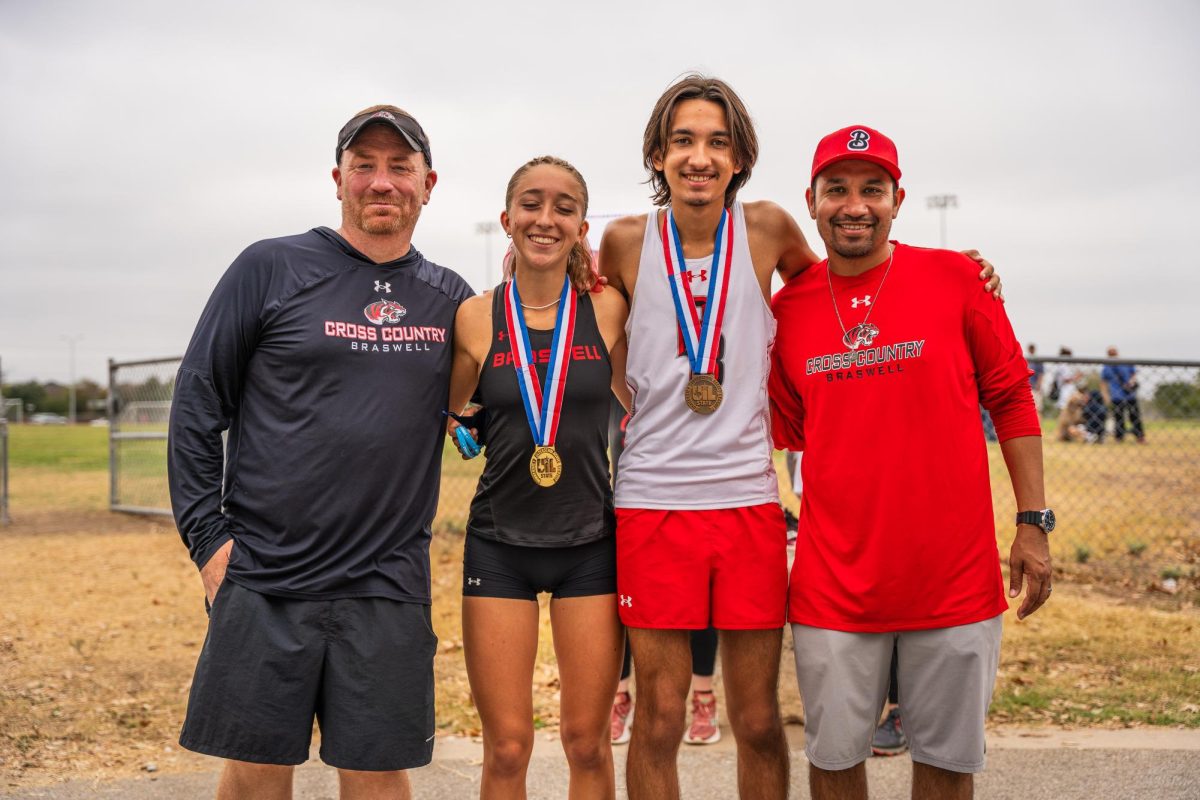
left=1, top=415, right=8, bottom=526
left=1, top=355, right=8, bottom=526
left=108, top=357, right=118, bottom=512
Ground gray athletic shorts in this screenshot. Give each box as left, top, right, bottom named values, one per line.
left=792, top=614, right=1003, bottom=773
left=180, top=580, right=438, bottom=771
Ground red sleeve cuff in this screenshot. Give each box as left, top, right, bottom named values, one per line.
left=988, top=381, right=1042, bottom=442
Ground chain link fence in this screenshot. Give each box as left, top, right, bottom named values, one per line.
left=989, top=356, right=1199, bottom=591
left=110, top=355, right=1198, bottom=592
left=109, top=357, right=179, bottom=516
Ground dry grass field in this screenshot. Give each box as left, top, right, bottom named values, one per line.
left=1, top=425, right=1198, bottom=791
left=993, top=420, right=1200, bottom=586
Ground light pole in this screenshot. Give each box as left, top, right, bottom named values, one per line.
left=926, top=194, right=958, bottom=248
left=475, top=221, right=500, bottom=287
left=63, top=334, right=83, bottom=424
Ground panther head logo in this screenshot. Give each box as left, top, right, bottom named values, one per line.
left=843, top=322, right=880, bottom=350
left=364, top=299, right=407, bottom=325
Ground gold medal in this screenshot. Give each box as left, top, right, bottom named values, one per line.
left=529, top=445, right=563, bottom=487
left=684, top=374, right=723, bottom=415
left=506, top=277, right=575, bottom=489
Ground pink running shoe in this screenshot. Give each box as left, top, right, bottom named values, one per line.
left=683, top=690, right=721, bottom=745
left=611, top=691, right=634, bottom=745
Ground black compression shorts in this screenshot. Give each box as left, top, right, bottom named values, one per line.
left=462, top=534, right=616, bottom=600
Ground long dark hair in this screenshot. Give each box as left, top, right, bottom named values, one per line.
left=642, top=74, right=759, bottom=208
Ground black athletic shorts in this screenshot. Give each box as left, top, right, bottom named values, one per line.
left=462, top=534, right=616, bottom=600
left=179, top=580, right=437, bottom=770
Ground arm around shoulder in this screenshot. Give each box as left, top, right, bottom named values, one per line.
left=597, top=214, right=647, bottom=299
left=591, top=285, right=629, bottom=340
left=744, top=200, right=820, bottom=282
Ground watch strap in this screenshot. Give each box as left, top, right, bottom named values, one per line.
left=1016, top=510, right=1047, bottom=530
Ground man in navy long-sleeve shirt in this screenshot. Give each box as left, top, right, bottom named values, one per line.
left=1101, top=346, right=1146, bottom=443
left=168, top=105, right=473, bottom=799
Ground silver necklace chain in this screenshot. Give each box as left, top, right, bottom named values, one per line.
left=827, top=244, right=895, bottom=350
left=520, top=297, right=561, bottom=311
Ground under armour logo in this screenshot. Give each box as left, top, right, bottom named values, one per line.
left=375, top=281, right=391, bottom=293
left=682, top=269, right=709, bottom=283
left=467, top=577, right=481, bottom=586
left=498, top=331, right=506, bottom=340
left=619, top=595, right=633, bottom=608
left=851, top=295, right=872, bottom=308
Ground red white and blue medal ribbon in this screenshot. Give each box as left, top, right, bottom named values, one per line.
left=661, top=208, right=733, bottom=376
left=504, top=276, right=576, bottom=486
left=662, top=208, right=733, bottom=414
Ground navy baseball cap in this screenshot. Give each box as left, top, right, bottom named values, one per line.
left=336, top=107, right=432, bottom=168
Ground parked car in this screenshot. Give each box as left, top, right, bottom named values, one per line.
left=29, top=413, right=68, bottom=425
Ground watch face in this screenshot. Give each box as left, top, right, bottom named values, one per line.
left=1042, top=509, right=1056, bottom=532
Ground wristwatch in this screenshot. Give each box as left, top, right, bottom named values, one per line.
left=1016, top=509, right=1056, bottom=533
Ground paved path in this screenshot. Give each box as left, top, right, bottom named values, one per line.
left=6, top=728, right=1199, bottom=799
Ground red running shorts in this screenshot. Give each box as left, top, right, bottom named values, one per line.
left=615, top=503, right=787, bottom=630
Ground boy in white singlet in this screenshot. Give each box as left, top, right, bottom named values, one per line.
left=599, top=75, right=1002, bottom=800
left=599, top=74, right=818, bottom=800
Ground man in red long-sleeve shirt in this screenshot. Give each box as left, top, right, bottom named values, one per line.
left=768, top=125, right=1054, bottom=800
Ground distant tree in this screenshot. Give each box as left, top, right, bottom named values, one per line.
left=1154, top=381, right=1200, bottom=418
left=42, top=383, right=69, bottom=415
left=74, top=379, right=107, bottom=417
left=0, top=379, right=107, bottom=417
left=2, top=381, right=47, bottom=413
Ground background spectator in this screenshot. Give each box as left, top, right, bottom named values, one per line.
left=1052, top=347, right=1081, bottom=416
left=1027, top=343, right=1045, bottom=412
left=1081, top=373, right=1108, bottom=442
left=1102, top=346, right=1146, bottom=443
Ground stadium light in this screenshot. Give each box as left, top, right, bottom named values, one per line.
left=475, top=221, right=500, bottom=288
left=926, top=194, right=958, bottom=248
left=62, top=334, right=83, bottom=424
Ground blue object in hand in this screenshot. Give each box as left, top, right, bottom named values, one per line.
left=455, top=425, right=481, bottom=458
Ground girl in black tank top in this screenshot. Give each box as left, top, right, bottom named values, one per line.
left=466, top=287, right=615, bottom=545
left=445, top=156, right=630, bottom=797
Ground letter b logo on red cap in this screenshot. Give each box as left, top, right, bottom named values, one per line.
left=811, top=124, right=901, bottom=181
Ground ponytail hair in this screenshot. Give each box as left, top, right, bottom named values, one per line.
left=501, top=242, right=516, bottom=282
left=567, top=234, right=597, bottom=293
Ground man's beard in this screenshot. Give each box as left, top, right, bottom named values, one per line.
left=828, top=219, right=886, bottom=259
left=830, top=237, right=877, bottom=258
left=347, top=198, right=420, bottom=236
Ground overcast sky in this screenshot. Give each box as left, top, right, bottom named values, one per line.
left=2, top=0, right=1198, bottom=384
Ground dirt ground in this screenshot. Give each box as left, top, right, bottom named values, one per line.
left=3, top=434, right=1199, bottom=792
left=0, top=505, right=790, bottom=789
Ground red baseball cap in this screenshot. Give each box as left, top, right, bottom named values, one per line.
left=811, top=125, right=901, bottom=182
